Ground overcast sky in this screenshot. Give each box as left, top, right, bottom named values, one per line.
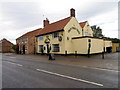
left=0, top=0, right=119, bottom=44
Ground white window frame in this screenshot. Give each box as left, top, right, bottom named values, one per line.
left=52, top=44, right=60, bottom=52
left=38, top=36, right=43, bottom=41
left=52, top=32, right=59, bottom=38
left=84, top=32, right=91, bottom=36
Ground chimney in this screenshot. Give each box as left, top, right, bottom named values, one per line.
left=70, top=8, right=75, bottom=17
left=43, top=18, right=49, bottom=27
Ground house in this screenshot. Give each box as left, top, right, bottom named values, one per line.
left=16, top=28, right=42, bottom=54
left=0, top=38, right=14, bottom=53
left=36, top=8, right=112, bottom=55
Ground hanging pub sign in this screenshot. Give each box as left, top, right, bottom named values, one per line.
left=58, top=36, right=62, bottom=41
left=44, top=36, right=50, bottom=43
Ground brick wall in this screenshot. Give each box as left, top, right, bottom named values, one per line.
left=0, top=39, right=14, bottom=53
left=16, top=29, right=41, bottom=54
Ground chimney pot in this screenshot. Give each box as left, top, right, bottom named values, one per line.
left=70, top=8, right=75, bottom=17
left=43, top=18, right=49, bottom=27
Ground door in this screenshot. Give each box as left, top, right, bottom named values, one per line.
left=39, top=45, right=44, bottom=54
left=23, top=45, right=25, bottom=54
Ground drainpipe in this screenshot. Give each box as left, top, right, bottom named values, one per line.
left=82, top=29, right=84, bottom=36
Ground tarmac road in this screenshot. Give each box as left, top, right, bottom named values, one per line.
left=2, top=54, right=118, bottom=88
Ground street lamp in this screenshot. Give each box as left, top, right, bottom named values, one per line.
left=88, top=39, right=91, bottom=58
left=102, top=38, right=105, bottom=59
left=44, top=38, right=50, bottom=55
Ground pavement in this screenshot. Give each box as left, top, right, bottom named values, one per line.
left=3, top=52, right=119, bottom=71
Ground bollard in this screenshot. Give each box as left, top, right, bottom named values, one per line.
left=102, top=47, right=105, bottom=59
left=88, top=48, right=90, bottom=58
left=49, top=53, right=55, bottom=60
left=102, top=52, right=104, bottom=59
left=65, top=51, right=67, bottom=56
left=75, top=51, right=77, bottom=57
left=49, top=53, right=52, bottom=60
left=51, top=53, right=55, bottom=60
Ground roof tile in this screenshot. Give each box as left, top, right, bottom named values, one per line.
left=38, top=17, right=71, bottom=35
left=17, top=17, right=71, bottom=39
left=79, top=21, right=87, bottom=28
left=17, top=28, right=42, bottom=39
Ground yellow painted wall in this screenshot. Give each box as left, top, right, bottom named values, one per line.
left=83, top=22, right=93, bottom=36
left=89, top=38, right=103, bottom=54
left=105, top=40, right=112, bottom=47
left=64, top=17, right=83, bottom=54
left=37, top=31, right=65, bottom=54
left=112, top=43, right=120, bottom=52
left=72, top=38, right=104, bottom=54
left=85, top=39, right=112, bottom=54
left=72, top=38, right=88, bottom=54
left=104, top=40, right=112, bottom=52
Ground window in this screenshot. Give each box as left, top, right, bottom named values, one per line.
left=38, top=36, right=43, bottom=41
left=39, top=45, right=43, bottom=52
left=52, top=44, right=60, bottom=52
left=52, top=32, right=59, bottom=38
left=84, top=32, right=91, bottom=36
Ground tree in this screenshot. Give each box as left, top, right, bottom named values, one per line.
left=12, top=45, right=18, bottom=53
left=104, top=37, right=120, bottom=43
left=91, top=25, right=104, bottom=38
left=91, top=25, right=120, bottom=43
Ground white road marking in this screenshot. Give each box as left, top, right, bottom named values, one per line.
left=16, top=64, right=23, bottom=67
left=6, top=61, right=23, bottom=67
left=36, top=68, right=104, bottom=87
left=80, top=66, right=119, bottom=72
left=91, top=67, right=119, bottom=72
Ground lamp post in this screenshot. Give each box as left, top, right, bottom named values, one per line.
left=44, top=38, right=54, bottom=60
left=102, top=38, right=105, bottom=59
left=44, top=38, right=50, bottom=55
left=88, top=39, right=91, bottom=58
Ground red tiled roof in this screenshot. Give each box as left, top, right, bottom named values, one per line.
left=17, top=28, right=42, bottom=39
left=79, top=21, right=87, bottom=28
left=38, top=17, right=72, bottom=36
left=1, top=38, right=14, bottom=45
left=17, top=17, right=71, bottom=39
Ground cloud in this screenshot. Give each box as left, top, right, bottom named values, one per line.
left=0, top=0, right=118, bottom=44
left=0, top=2, right=43, bottom=29
left=77, top=2, right=117, bottom=20
left=85, top=7, right=118, bottom=38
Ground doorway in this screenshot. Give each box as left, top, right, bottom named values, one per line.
left=106, top=47, right=112, bottom=53
left=23, top=45, right=25, bottom=54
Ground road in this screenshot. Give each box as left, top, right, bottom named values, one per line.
left=2, top=54, right=118, bottom=88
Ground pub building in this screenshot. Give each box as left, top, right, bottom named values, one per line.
left=35, top=8, right=112, bottom=55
